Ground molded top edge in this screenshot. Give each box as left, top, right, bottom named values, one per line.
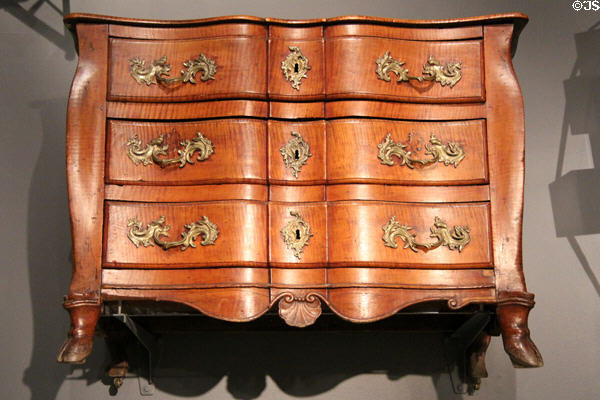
left=64, top=12, right=528, bottom=29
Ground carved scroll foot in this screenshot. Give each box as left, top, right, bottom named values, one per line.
left=278, top=292, right=322, bottom=328
left=497, top=292, right=543, bottom=368
left=57, top=299, right=101, bottom=363
left=467, top=331, right=491, bottom=390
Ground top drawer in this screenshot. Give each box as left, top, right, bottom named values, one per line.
left=325, top=37, right=484, bottom=103
left=109, top=37, right=267, bottom=102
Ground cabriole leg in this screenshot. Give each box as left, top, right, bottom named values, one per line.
left=57, top=298, right=101, bottom=363
left=497, top=292, right=543, bottom=368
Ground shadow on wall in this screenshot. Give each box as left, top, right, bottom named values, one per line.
left=549, top=21, right=600, bottom=297
left=0, top=0, right=74, bottom=60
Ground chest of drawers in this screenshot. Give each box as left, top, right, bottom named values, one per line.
left=57, top=12, right=542, bottom=380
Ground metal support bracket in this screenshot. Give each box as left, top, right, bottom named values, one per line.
left=114, top=312, right=159, bottom=396
left=443, top=311, right=491, bottom=394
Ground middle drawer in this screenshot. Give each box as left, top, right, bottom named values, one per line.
left=106, top=119, right=267, bottom=185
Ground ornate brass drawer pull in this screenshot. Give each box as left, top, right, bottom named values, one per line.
left=378, top=133, right=465, bottom=169
left=382, top=216, right=470, bottom=252
left=375, top=52, right=462, bottom=88
left=281, top=46, right=311, bottom=90
left=127, top=215, right=219, bottom=251
left=280, top=131, right=312, bottom=178
left=126, top=132, right=214, bottom=168
left=280, top=211, right=313, bottom=259
left=129, top=54, right=217, bottom=86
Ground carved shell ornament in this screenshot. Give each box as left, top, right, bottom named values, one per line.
left=382, top=216, right=470, bottom=253
left=375, top=52, right=462, bottom=88
left=278, top=292, right=322, bottom=328
left=129, top=54, right=217, bottom=86
left=127, top=132, right=214, bottom=168
left=378, top=133, right=465, bottom=169
left=127, top=215, right=219, bottom=251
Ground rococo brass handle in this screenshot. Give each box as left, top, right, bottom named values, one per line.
left=375, top=53, right=462, bottom=88
left=126, top=132, right=214, bottom=168
left=127, top=215, right=219, bottom=251
left=378, top=133, right=465, bottom=169
left=382, top=216, right=470, bottom=252
left=129, top=54, right=217, bottom=86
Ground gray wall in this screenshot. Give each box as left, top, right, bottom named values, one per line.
left=1, top=0, right=598, bottom=399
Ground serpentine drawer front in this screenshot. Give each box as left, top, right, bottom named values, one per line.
left=59, top=13, right=543, bottom=386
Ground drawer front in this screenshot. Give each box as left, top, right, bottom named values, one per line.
left=268, top=26, right=325, bottom=99
left=104, top=201, right=267, bottom=267
left=109, top=37, right=267, bottom=101
left=326, top=37, right=483, bottom=102
left=327, top=119, right=487, bottom=185
left=328, top=202, right=491, bottom=267
left=268, top=120, right=326, bottom=184
left=269, top=202, right=327, bottom=267
left=106, top=119, right=267, bottom=185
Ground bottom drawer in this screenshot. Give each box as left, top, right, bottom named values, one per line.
left=328, top=201, right=492, bottom=268
left=103, top=200, right=268, bottom=267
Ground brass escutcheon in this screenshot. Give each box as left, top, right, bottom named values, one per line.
left=280, top=211, right=313, bottom=259
left=281, top=46, right=311, bottom=90
left=280, top=131, right=312, bottom=178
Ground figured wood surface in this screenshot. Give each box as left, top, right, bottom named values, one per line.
left=326, top=184, right=490, bottom=203
left=106, top=100, right=268, bottom=119
left=328, top=201, right=492, bottom=267
left=327, top=119, right=488, bottom=185
left=268, top=32, right=325, bottom=100
left=66, top=24, right=108, bottom=301
left=271, top=268, right=327, bottom=286
left=104, top=201, right=267, bottom=267
left=103, top=268, right=269, bottom=288
left=325, top=24, right=482, bottom=40
left=484, top=25, right=527, bottom=294
left=106, top=119, right=267, bottom=185
left=102, top=287, right=271, bottom=322
left=327, top=268, right=494, bottom=288
left=109, top=37, right=267, bottom=102
left=268, top=120, right=326, bottom=184
left=105, top=184, right=268, bottom=202
left=327, top=288, right=495, bottom=322
left=269, top=185, right=325, bottom=202
left=109, top=22, right=266, bottom=40
left=269, top=101, right=324, bottom=119
left=326, top=38, right=484, bottom=102
left=325, top=100, right=485, bottom=120
left=268, top=202, right=327, bottom=267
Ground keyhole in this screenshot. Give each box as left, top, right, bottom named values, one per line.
left=294, top=149, right=300, bottom=160
left=294, top=63, right=299, bottom=73
left=295, top=229, right=301, bottom=240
